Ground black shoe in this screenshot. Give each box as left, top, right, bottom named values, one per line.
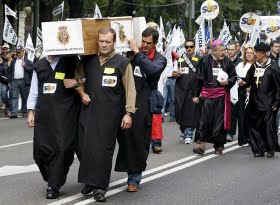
left=46, top=187, right=59, bottom=199
left=81, top=184, right=94, bottom=195
left=254, top=152, right=264, bottom=157
left=94, top=190, right=106, bottom=202
left=9, top=115, right=17, bottom=119
left=267, top=152, right=275, bottom=158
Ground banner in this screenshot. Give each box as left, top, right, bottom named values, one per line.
left=52, top=1, right=64, bottom=16
left=3, top=17, right=18, bottom=45
left=94, top=4, right=102, bottom=18
left=200, top=0, right=219, bottom=20
left=195, top=20, right=205, bottom=53
left=239, top=12, right=259, bottom=33
left=5, top=4, right=17, bottom=19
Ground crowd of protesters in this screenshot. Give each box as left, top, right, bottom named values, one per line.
left=1, top=26, right=280, bottom=202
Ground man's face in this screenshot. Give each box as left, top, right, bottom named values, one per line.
left=227, top=44, right=237, bottom=58
left=16, top=49, right=24, bottom=59
left=271, top=43, right=280, bottom=54
left=185, top=41, right=195, bottom=56
left=141, top=35, right=156, bottom=54
left=213, top=45, right=226, bottom=60
left=255, top=50, right=266, bottom=63
left=98, top=32, right=115, bottom=55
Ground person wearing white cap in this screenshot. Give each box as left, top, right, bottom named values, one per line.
left=6, top=45, right=34, bottom=118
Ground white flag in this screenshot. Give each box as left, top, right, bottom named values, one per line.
left=25, top=33, right=35, bottom=51
left=52, top=1, right=64, bottom=16
left=156, top=16, right=165, bottom=53
left=249, top=18, right=260, bottom=47
left=3, top=17, right=18, bottom=45
left=17, top=37, right=25, bottom=47
left=159, top=16, right=166, bottom=39
left=36, top=27, right=43, bottom=48
left=218, top=21, right=232, bottom=46
left=195, top=15, right=204, bottom=25
left=5, top=4, right=17, bottom=19
left=94, top=4, right=102, bottom=18
left=195, top=20, right=205, bottom=53
left=25, top=34, right=35, bottom=61
left=174, top=28, right=186, bottom=56
left=168, top=26, right=180, bottom=47
left=165, top=29, right=172, bottom=46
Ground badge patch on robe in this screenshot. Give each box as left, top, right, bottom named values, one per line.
left=212, top=68, right=223, bottom=76
left=192, top=57, right=198, bottom=61
left=134, top=66, right=142, bottom=77
left=180, top=67, right=189, bottom=74
left=102, top=76, right=117, bottom=87
left=55, top=72, right=65, bottom=80
left=254, top=68, right=265, bottom=77
left=43, top=83, right=57, bottom=94
left=104, top=67, right=115, bottom=74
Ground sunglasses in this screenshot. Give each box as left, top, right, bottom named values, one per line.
left=185, top=46, right=194, bottom=49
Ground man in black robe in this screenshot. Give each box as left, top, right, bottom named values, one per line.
left=172, top=39, right=201, bottom=144
left=27, top=55, right=80, bottom=199
left=115, top=27, right=166, bottom=192
left=239, top=42, right=280, bottom=158
left=77, top=28, right=136, bottom=202
left=192, top=40, right=237, bottom=155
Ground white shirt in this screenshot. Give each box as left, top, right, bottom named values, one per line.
left=27, top=57, right=60, bottom=110
left=14, top=58, right=24, bottom=79
left=235, top=62, right=252, bottom=78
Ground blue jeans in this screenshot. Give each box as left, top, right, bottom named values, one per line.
left=1, top=83, right=10, bottom=111
left=163, top=78, right=175, bottom=118
left=277, top=110, right=280, bottom=127
left=11, top=79, right=28, bottom=116
left=127, top=172, right=142, bottom=186
left=184, top=128, right=194, bottom=139
left=151, top=139, right=162, bottom=147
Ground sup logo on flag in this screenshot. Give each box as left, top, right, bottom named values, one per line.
left=57, top=25, right=70, bottom=46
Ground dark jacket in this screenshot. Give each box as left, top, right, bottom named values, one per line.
left=0, top=62, right=9, bottom=84
left=7, top=57, right=34, bottom=85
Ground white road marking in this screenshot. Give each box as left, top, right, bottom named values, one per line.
left=48, top=141, right=239, bottom=205
left=0, top=164, right=39, bottom=177
left=0, top=117, right=9, bottom=120
left=0, top=140, right=33, bottom=149
left=73, top=145, right=241, bottom=205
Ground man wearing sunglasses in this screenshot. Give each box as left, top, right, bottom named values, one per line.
left=172, top=39, right=201, bottom=144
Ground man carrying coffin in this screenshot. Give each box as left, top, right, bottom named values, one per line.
left=239, top=42, right=280, bottom=158
left=77, top=27, right=136, bottom=202
left=27, top=55, right=80, bottom=199
left=192, top=39, right=237, bottom=155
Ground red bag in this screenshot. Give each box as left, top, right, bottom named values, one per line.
left=151, top=114, right=163, bottom=140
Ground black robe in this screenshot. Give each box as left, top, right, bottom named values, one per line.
left=115, top=51, right=166, bottom=172
left=78, top=54, right=130, bottom=189
left=244, top=59, right=280, bottom=154
left=175, top=55, right=201, bottom=129
left=194, top=54, right=236, bottom=146
left=33, top=57, right=80, bottom=190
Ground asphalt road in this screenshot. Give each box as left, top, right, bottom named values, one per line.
left=0, top=115, right=280, bottom=205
